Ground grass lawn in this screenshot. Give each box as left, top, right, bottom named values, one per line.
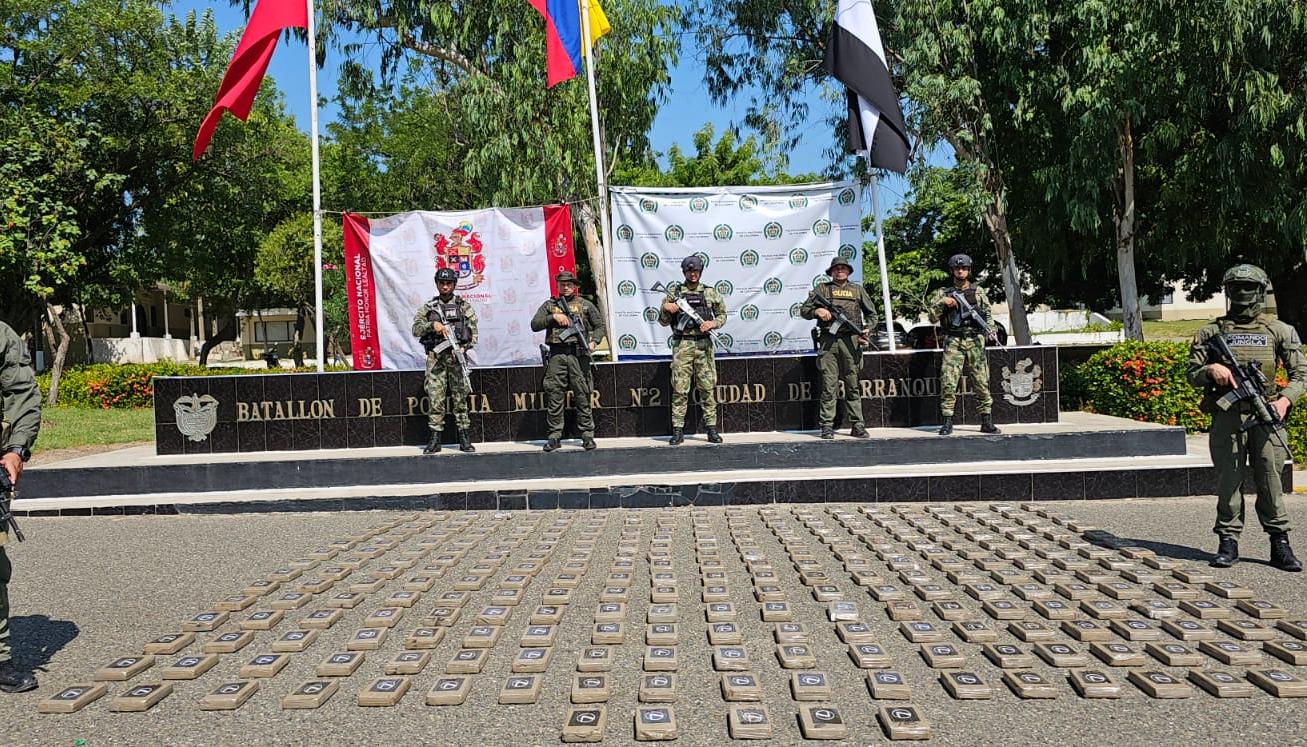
left=34, top=406, right=155, bottom=453
left=1143, top=319, right=1207, bottom=340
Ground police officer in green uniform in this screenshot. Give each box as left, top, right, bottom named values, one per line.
left=0, top=321, right=40, bottom=693
left=412, top=267, right=478, bottom=454
left=929, top=254, right=1000, bottom=436
left=659, top=255, right=726, bottom=445
left=531, top=271, right=607, bottom=452
left=801, top=257, right=876, bottom=439
left=1188, top=264, right=1305, bottom=571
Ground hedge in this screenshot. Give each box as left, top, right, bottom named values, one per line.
left=38, top=362, right=342, bottom=410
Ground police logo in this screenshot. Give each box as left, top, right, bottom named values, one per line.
left=789, top=195, right=809, bottom=209
left=618, top=334, right=638, bottom=351
left=617, top=280, right=637, bottom=297
left=763, top=331, right=783, bottom=348
left=616, top=224, right=634, bottom=242
left=740, top=304, right=760, bottom=321
left=763, top=277, right=783, bottom=295
left=693, top=251, right=710, bottom=267
left=837, top=187, right=857, bottom=205
left=689, top=197, right=710, bottom=213
left=713, top=224, right=734, bottom=241
left=812, top=219, right=832, bottom=236
left=789, top=303, right=803, bottom=319
left=838, top=243, right=857, bottom=260
left=639, top=198, right=658, bottom=213
left=643, top=307, right=660, bottom=323
left=739, top=195, right=759, bottom=212
left=664, top=225, right=685, bottom=242
left=1002, top=358, right=1043, bottom=406
left=715, top=280, right=734, bottom=296
left=813, top=275, right=830, bottom=288
left=640, top=252, right=660, bottom=269
left=739, top=249, right=760, bottom=267
left=789, top=247, right=809, bottom=265
left=717, top=333, right=734, bottom=349
left=763, top=222, right=783, bottom=240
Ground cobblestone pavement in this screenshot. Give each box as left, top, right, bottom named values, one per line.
left=1, top=495, right=1305, bottom=746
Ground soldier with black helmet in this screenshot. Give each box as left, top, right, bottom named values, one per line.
left=1188, top=263, right=1306, bottom=572
left=800, top=256, right=877, bottom=439
left=412, top=267, right=478, bottom=454
left=658, top=255, right=726, bottom=445
left=531, top=270, right=606, bottom=452
left=929, top=254, right=1000, bottom=436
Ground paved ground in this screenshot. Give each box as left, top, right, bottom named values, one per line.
left=1, top=496, right=1305, bottom=746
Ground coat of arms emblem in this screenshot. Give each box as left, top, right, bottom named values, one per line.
left=434, top=221, right=485, bottom=289
left=174, top=394, right=219, bottom=442
left=1001, top=358, right=1043, bottom=406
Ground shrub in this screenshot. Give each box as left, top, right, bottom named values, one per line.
left=1066, top=340, right=1208, bottom=432
left=39, top=362, right=343, bottom=409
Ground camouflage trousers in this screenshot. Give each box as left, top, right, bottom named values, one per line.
left=670, top=338, right=717, bottom=428
left=1209, top=410, right=1291, bottom=537
left=0, top=546, right=10, bottom=662
left=939, top=334, right=992, bottom=416
left=544, top=351, right=594, bottom=439
left=817, top=335, right=865, bottom=428
left=425, top=350, right=470, bottom=432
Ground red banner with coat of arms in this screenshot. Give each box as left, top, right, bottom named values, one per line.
left=342, top=206, right=575, bottom=369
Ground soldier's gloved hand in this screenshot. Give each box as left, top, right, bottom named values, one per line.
left=1207, top=362, right=1234, bottom=387
left=662, top=301, right=680, bottom=314
left=814, top=308, right=832, bottom=322
left=1272, top=397, right=1291, bottom=421
left=699, top=320, right=716, bottom=334
left=433, top=322, right=447, bottom=336
left=552, top=313, right=571, bottom=327
left=1, top=452, right=23, bottom=485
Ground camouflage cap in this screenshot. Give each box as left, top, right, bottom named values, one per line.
left=1222, top=263, right=1269, bottom=288
left=555, top=270, right=579, bottom=284
left=826, top=256, right=853, bottom=273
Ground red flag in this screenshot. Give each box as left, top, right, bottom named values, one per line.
left=193, top=0, right=308, bottom=160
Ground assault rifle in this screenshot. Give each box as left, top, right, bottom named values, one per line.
left=553, top=297, right=593, bottom=356
left=0, top=472, right=26, bottom=542
left=947, top=289, right=997, bottom=342
left=421, top=310, right=473, bottom=391
left=674, top=297, right=728, bottom=351
left=810, top=293, right=869, bottom=340
left=1207, top=332, right=1290, bottom=452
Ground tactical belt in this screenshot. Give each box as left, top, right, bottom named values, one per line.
left=672, top=333, right=709, bottom=341
left=942, top=329, right=984, bottom=338
left=549, top=342, right=584, bottom=354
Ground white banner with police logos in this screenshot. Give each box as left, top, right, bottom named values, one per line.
left=609, top=182, right=864, bottom=359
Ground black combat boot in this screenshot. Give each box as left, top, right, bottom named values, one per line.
left=668, top=428, right=684, bottom=446
left=1270, top=533, right=1303, bottom=572
left=980, top=414, right=1000, bottom=434
left=706, top=426, right=723, bottom=444
left=458, top=429, right=476, bottom=453
left=850, top=424, right=869, bottom=438
left=543, top=438, right=562, bottom=453
left=0, top=661, right=37, bottom=693
left=937, top=417, right=954, bottom=436
left=421, top=434, right=442, bottom=455
left=1211, top=536, right=1238, bottom=568
left=582, top=436, right=597, bottom=451
left=820, top=425, right=835, bottom=440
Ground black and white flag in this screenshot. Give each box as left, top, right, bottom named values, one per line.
left=823, top=0, right=910, bottom=173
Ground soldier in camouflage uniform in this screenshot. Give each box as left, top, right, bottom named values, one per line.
left=0, top=321, right=40, bottom=693
left=801, top=257, right=877, bottom=439
left=531, top=270, right=607, bottom=452
left=659, top=255, right=726, bottom=445
left=1188, top=263, right=1305, bottom=572
left=412, top=267, right=478, bottom=454
left=929, top=254, right=1000, bottom=436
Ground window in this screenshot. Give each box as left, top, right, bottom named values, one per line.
left=1158, top=292, right=1173, bottom=305
left=254, top=321, right=293, bottom=342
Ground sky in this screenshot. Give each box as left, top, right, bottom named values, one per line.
left=176, top=1, right=913, bottom=212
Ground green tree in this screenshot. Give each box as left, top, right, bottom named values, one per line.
left=616, top=123, right=816, bottom=187
left=255, top=213, right=345, bottom=365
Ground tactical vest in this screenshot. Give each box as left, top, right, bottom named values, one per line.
left=821, top=283, right=865, bottom=333
left=435, top=297, right=472, bottom=345
left=941, top=287, right=982, bottom=334
left=1217, top=316, right=1280, bottom=398
left=547, top=297, right=587, bottom=345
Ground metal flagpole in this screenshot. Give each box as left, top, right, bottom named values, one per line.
left=869, top=172, right=896, bottom=352
left=579, top=0, right=618, bottom=354
left=306, top=0, right=326, bottom=372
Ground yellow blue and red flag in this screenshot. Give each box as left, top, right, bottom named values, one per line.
left=530, top=1, right=611, bottom=87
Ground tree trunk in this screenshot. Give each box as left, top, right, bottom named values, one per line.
left=1114, top=115, right=1144, bottom=341
left=575, top=201, right=613, bottom=350
left=977, top=190, right=1033, bottom=345
left=1269, top=264, right=1307, bottom=337
left=198, top=318, right=237, bottom=366
left=42, top=303, right=72, bottom=406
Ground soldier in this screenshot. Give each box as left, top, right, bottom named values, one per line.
left=412, top=267, right=478, bottom=454
left=1188, top=263, right=1305, bottom=572
left=0, top=321, right=40, bottom=693
left=929, top=254, right=1000, bottom=436
left=801, top=257, right=876, bottom=439
left=531, top=270, right=607, bottom=452
left=659, top=255, right=726, bottom=445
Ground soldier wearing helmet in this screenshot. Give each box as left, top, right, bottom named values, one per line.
left=928, top=254, right=1000, bottom=435
left=800, top=256, right=878, bottom=439
left=412, top=267, right=479, bottom=454
left=658, top=254, right=727, bottom=445
left=1188, top=263, right=1306, bottom=571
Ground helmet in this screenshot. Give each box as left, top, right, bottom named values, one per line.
left=948, top=254, right=973, bottom=269
left=680, top=255, right=705, bottom=272
left=1221, top=263, right=1269, bottom=288
left=826, top=257, right=853, bottom=274
left=1222, top=263, right=1269, bottom=317
left=435, top=268, right=458, bottom=283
